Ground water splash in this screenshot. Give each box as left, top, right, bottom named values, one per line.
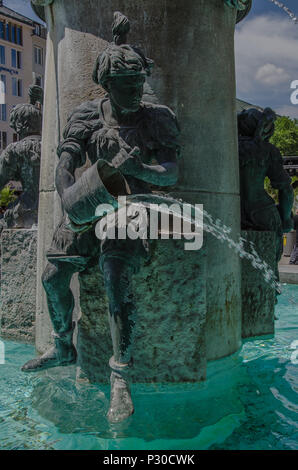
left=112, top=193, right=280, bottom=293
left=267, top=0, right=298, bottom=23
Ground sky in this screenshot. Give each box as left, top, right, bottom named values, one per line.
left=3, top=0, right=41, bottom=23
left=4, top=0, right=298, bottom=118
left=236, top=0, right=298, bottom=118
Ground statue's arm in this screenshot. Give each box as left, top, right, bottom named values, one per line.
left=267, top=146, right=294, bottom=232
left=55, top=101, right=99, bottom=198
left=55, top=149, right=85, bottom=199
left=117, top=106, right=180, bottom=186
left=119, top=147, right=178, bottom=187
left=0, top=145, right=18, bottom=189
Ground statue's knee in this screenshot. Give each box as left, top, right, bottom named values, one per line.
left=42, top=265, right=60, bottom=291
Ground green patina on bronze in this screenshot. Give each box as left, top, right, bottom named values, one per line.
left=22, top=11, right=181, bottom=424
left=0, top=84, right=43, bottom=229
left=238, top=107, right=294, bottom=282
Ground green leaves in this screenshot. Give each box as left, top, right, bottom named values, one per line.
left=0, top=186, right=16, bottom=209
left=270, top=116, right=298, bottom=157
left=265, top=117, right=298, bottom=202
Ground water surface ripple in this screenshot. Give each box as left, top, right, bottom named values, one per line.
left=0, top=284, right=297, bottom=450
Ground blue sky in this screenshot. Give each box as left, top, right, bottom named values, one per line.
left=4, top=0, right=298, bottom=118
left=236, top=0, right=298, bottom=118
left=4, top=0, right=41, bottom=23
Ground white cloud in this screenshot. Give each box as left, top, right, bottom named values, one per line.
left=255, top=63, right=290, bottom=86
left=235, top=15, right=298, bottom=113
left=274, top=104, right=298, bottom=119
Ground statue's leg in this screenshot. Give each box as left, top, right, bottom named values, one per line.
left=102, top=258, right=136, bottom=423
left=21, top=260, right=79, bottom=372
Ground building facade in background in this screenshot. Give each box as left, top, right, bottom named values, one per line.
left=0, top=1, right=46, bottom=150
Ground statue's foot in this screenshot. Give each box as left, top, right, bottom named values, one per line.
left=107, top=371, right=134, bottom=423
left=21, top=345, right=77, bottom=372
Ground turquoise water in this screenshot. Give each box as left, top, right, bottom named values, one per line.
left=0, top=284, right=297, bottom=450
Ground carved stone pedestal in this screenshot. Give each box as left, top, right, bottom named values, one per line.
left=241, top=230, right=276, bottom=338
left=0, top=229, right=37, bottom=343
left=78, top=240, right=206, bottom=383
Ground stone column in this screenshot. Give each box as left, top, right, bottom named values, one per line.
left=35, top=1, right=108, bottom=352
left=34, top=0, right=250, bottom=370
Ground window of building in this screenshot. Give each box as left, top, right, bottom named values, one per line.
left=17, top=79, right=22, bottom=97
left=0, top=104, right=7, bottom=121
left=0, top=45, right=5, bottom=65
left=0, top=22, right=23, bottom=45
left=0, top=131, right=7, bottom=150
left=17, top=50, right=21, bottom=68
left=12, top=78, right=22, bottom=97
left=11, top=25, right=16, bottom=44
left=0, top=21, right=5, bottom=40
left=11, top=49, right=21, bottom=69
left=12, top=77, right=16, bottom=96
left=34, top=24, right=41, bottom=36
left=17, top=27, right=23, bottom=46
left=34, top=46, right=43, bottom=66
left=13, top=133, right=18, bottom=143
left=6, top=23, right=11, bottom=42
left=11, top=48, right=16, bottom=67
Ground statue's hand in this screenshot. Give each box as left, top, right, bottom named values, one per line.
left=112, top=146, right=143, bottom=177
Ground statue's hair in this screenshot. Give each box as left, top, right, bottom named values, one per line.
left=238, top=107, right=276, bottom=139
left=92, top=44, right=153, bottom=90
left=10, top=103, right=42, bottom=136
left=92, top=11, right=153, bottom=90
left=112, top=11, right=130, bottom=46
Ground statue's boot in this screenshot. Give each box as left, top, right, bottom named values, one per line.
left=107, top=356, right=134, bottom=423
left=21, top=326, right=77, bottom=372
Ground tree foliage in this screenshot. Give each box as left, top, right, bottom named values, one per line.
left=265, top=116, right=298, bottom=205
left=0, top=187, right=16, bottom=209
left=270, top=116, right=298, bottom=156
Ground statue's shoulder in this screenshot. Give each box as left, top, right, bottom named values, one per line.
left=238, top=137, right=269, bottom=168
left=142, top=101, right=178, bottom=122
left=66, top=99, right=102, bottom=122
left=5, top=137, right=41, bottom=161
left=141, top=101, right=180, bottom=148
left=62, top=98, right=103, bottom=141
left=1, top=142, right=15, bottom=154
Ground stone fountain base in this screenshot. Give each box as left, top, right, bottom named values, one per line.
left=0, top=229, right=37, bottom=343
left=77, top=239, right=206, bottom=384
left=241, top=230, right=276, bottom=338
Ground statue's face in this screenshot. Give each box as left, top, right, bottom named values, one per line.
left=107, top=74, right=145, bottom=113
